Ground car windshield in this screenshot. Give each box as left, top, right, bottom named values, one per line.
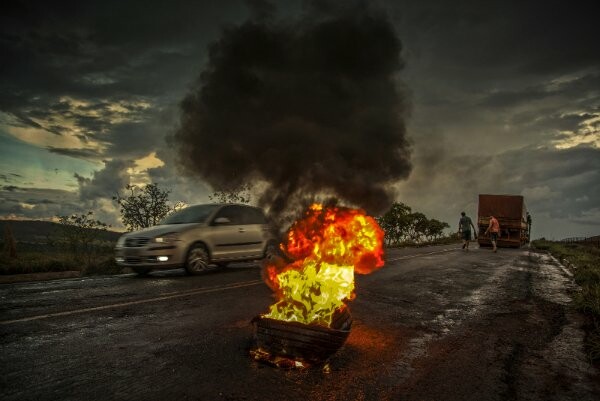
left=160, top=205, right=219, bottom=225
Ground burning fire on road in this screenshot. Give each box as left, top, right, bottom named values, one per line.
left=251, top=203, right=385, bottom=368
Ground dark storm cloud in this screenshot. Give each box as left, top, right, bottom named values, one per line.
left=0, top=1, right=243, bottom=100
left=516, top=148, right=595, bottom=197
left=481, top=72, right=600, bottom=109
left=0, top=0, right=246, bottom=158
left=103, top=119, right=171, bottom=159
left=0, top=173, right=23, bottom=184
left=1, top=0, right=597, bottom=237
left=504, top=110, right=599, bottom=136
left=176, top=2, right=411, bottom=216
left=400, top=145, right=600, bottom=229
left=392, top=1, right=599, bottom=80
left=0, top=186, right=81, bottom=219
left=47, top=147, right=103, bottom=160
left=75, top=159, right=132, bottom=201
left=546, top=113, right=598, bottom=133
left=481, top=87, right=548, bottom=109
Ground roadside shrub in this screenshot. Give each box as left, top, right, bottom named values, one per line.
left=0, top=249, right=121, bottom=276
left=0, top=253, right=80, bottom=275
left=588, top=331, right=600, bottom=363
left=574, top=283, right=600, bottom=316
left=531, top=240, right=550, bottom=251
left=574, top=284, right=600, bottom=364
left=575, top=267, right=600, bottom=287
left=84, top=256, right=121, bottom=276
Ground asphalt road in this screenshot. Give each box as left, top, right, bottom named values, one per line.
left=1, top=245, right=598, bottom=401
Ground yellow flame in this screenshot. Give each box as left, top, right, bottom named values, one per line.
left=263, top=204, right=384, bottom=326
left=266, top=261, right=355, bottom=325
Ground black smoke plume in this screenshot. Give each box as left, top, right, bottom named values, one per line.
left=175, top=2, right=411, bottom=217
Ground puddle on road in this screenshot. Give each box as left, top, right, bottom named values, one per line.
left=530, top=253, right=575, bottom=306
left=534, top=317, right=599, bottom=396
left=390, top=253, right=522, bottom=379
left=390, top=249, right=581, bottom=384
left=392, top=333, right=436, bottom=381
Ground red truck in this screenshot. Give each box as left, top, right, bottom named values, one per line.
left=477, top=194, right=529, bottom=248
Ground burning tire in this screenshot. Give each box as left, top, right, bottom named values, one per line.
left=252, top=308, right=352, bottom=366
left=185, top=243, right=210, bottom=275
left=253, top=204, right=384, bottom=368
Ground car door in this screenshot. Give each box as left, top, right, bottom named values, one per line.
left=239, top=206, right=268, bottom=258
left=209, top=205, right=250, bottom=260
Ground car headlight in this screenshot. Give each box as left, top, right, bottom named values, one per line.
left=116, top=235, right=126, bottom=247
left=154, top=233, right=180, bottom=244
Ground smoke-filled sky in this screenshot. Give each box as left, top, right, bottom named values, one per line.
left=1, top=0, right=598, bottom=239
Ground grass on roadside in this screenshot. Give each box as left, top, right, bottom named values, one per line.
left=0, top=248, right=121, bottom=276
left=532, top=239, right=600, bottom=364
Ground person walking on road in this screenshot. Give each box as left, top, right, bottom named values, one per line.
left=485, top=215, right=500, bottom=252
left=458, top=212, right=477, bottom=251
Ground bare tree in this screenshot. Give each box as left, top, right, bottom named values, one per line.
left=56, top=211, right=110, bottom=268
left=114, top=183, right=183, bottom=231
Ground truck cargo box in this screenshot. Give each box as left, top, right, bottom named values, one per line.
left=477, top=194, right=528, bottom=248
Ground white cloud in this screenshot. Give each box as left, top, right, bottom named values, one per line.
left=128, top=152, right=166, bottom=186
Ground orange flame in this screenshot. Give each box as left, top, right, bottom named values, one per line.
left=263, top=203, right=385, bottom=326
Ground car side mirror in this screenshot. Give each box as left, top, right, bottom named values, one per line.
left=213, top=217, right=231, bottom=225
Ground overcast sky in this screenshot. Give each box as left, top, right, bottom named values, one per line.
left=1, top=0, right=598, bottom=239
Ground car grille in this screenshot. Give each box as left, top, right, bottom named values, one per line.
left=125, top=237, right=150, bottom=247
left=125, top=257, right=141, bottom=264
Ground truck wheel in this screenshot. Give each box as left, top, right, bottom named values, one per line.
left=185, top=243, right=210, bottom=275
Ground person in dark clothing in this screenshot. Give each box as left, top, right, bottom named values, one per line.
left=458, top=212, right=477, bottom=251
left=526, top=212, right=532, bottom=241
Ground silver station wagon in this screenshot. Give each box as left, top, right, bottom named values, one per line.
left=115, top=203, right=278, bottom=275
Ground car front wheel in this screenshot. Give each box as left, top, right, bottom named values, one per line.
left=185, top=244, right=211, bottom=275
left=263, top=241, right=285, bottom=264
left=133, top=267, right=150, bottom=277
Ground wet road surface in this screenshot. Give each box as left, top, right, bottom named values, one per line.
left=1, top=245, right=598, bottom=400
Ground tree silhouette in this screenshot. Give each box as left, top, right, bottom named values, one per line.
left=114, top=183, right=184, bottom=231
left=208, top=183, right=252, bottom=204
left=56, top=211, right=110, bottom=268
left=377, top=202, right=451, bottom=246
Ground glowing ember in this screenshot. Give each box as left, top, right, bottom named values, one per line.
left=262, top=203, right=385, bottom=327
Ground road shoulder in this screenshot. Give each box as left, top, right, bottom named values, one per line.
left=0, top=271, right=81, bottom=284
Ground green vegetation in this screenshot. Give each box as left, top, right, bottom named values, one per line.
left=532, top=239, right=600, bottom=363
left=0, top=250, right=119, bottom=277
left=4, top=182, right=187, bottom=275
left=377, top=202, right=455, bottom=247
left=0, top=248, right=120, bottom=276
left=1, top=212, right=121, bottom=276
left=2, top=198, right=455, bottom=277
